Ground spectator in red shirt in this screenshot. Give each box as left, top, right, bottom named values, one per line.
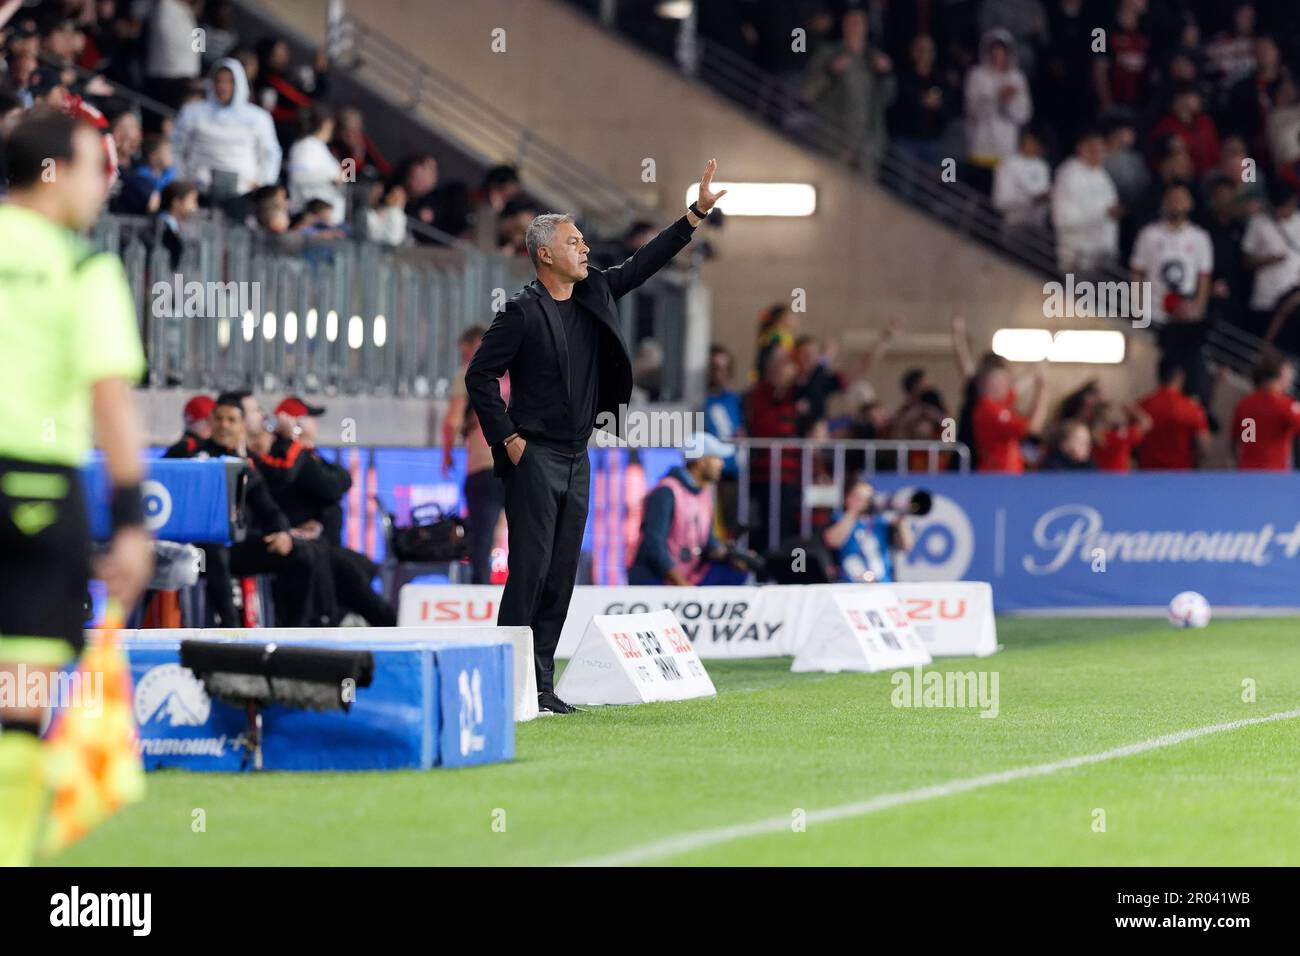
left=1092, top=401, right=1152, bottom=472
left=745, top=349, right=802, bottom=549
left=1233, top=351, right=1300, bottom=470
left=971, top=366, right=1046, bottom=474
left=1151, top=86, right=1222, bottom=178
left=1136, top=359, right=1210, bottom=469
left=1096, top=0, right=1150, bottom=112
left=255, top=38, right=328, bottom=148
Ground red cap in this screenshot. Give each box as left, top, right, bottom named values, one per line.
left=183, top=395, right=215, bottom=424
left=274, top=396, right=325, bottom=418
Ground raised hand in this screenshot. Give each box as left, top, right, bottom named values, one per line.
left=696, top=158, right=728, bottom=213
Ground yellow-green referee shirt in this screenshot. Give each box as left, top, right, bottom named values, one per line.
left=0, top=203, right=145, bottom=466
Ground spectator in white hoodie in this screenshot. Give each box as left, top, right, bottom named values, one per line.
left=172, top=57, right=281, bottom=197
left=1051, top=128, right=1120, bottom=272
left=286, top=106, right=345, bottom=225
left=965, top=29, right=1032, bottom=171
left=993, top=127, right=1051, bottom=231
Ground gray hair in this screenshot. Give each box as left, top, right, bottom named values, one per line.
left=525, top=212, right=575, bottom=269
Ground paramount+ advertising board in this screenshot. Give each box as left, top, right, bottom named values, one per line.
left=875, top=472, right=1300, bottom=610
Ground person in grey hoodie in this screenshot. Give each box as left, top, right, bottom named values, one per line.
left=802, top=7, right=896, bottom=170
left=171, top=57, right=281, bottom=197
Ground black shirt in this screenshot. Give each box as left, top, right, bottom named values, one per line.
left=529, top=294, right=599, bottom=453
left=254, top=435, right=352, bottom=545
left=161, top=430, right=203, bottom=459
left=795, top=364, right=843, bottom=432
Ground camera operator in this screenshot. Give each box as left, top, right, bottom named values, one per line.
left=628, top=433, right=753, bottom=586
left=821, top=479, right=917, bottom=583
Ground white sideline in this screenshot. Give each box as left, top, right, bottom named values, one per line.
left=562, top=707, right=1300, bottom=867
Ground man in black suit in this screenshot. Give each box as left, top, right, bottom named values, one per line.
left=466, top=159, right=728, bottom=714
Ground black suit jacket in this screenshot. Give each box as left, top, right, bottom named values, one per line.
left=466, top=215, right=697, bottom=477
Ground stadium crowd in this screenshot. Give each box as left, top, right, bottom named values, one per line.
left=702, top=304, right=1299, bottom=475
left=0, top=0, right=543, bottom=255
left=694, top=1, right=1300, bottom=367
left=688, top=302, right=1300, bottom=545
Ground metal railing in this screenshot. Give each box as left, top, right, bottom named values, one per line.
left=324, top=13, right=647, bottom=237
left=94, top=211, right=694, bottom=399
left=94, top=212, right=530, bottom=395
left=733, top=436, right=969, bottom=551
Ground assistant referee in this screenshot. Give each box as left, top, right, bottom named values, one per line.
left=0, top=108, right=152, bottom=865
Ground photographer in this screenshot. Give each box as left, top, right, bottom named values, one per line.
left=821, top=480, right=917, bottom=584
left=628, top=433, right=753, bottom=586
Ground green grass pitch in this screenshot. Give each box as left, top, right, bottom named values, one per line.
left=49, top=617, right=1300, bottom=866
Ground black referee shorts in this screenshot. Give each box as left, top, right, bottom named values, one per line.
left=0, top=457, right=91, bottom=663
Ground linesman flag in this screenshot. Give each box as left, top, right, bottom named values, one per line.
left=40, top=602, right=146, bottom=856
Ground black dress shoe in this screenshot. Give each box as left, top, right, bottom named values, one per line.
left=538, top=691, right=580, bottom=714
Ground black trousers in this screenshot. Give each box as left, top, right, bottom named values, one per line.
left=329, top=544, right=396, bottom=626
left=499, top=442, right=590, bottom=694
left=464, top=466, right=506, bottom=584
left=1158, top=320, right=1215, bottom=428
left=200, top=537, right=337, bottom=627
left=749, top=482, right=803, bottom=554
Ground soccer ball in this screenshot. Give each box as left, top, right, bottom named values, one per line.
left=1168, top=591, right=1211, bottom=629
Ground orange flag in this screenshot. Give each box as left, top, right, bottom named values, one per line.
left=40, top=601, right=146, bottom=856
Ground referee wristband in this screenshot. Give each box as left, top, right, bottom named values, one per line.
left=110, top=483, right=146, bottom=531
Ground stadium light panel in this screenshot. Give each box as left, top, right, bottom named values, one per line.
left=1048, top=329, right=1125, bottom=364
left=373, top=314, right=387, bottom=348
left=991, top=328, right=1052, bottom=362
left=655, top=1, right=692, bottom=18
left=242, top=310, right=256, bottom=343
left=305, top=308, right=318, bottom=339
left=284, top=311, right=298, bottom=344
left=685, top=182, right=816, bottom=217
left=326, top=310, right=339, bottom=343
left=348, top=315, right=364, bottom=350
left=993, top=328, right=1126, bottom=364
left=262, top=312, right=277, bottom=341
